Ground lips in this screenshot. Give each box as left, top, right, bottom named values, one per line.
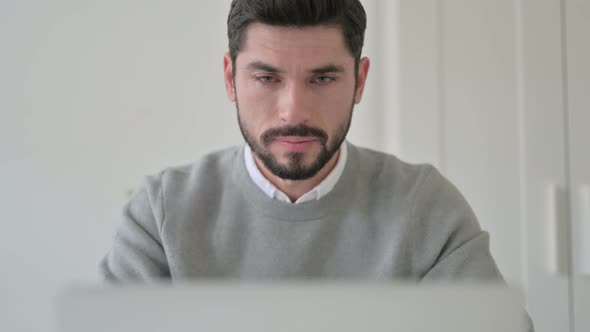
left=261, top=125, right=328, bottom=146
left=274, top=136, right=318, bottom=144
left=273, top=136, right=319, bottom=152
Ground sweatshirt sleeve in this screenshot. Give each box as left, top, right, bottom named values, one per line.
left=412, top=166, right=534, bottom=332
left=99, top=173, right=170, bottom=281
left=408, top=165, right=502, bottom=281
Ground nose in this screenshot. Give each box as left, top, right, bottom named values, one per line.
left=278, top=82, right=312, bottom=125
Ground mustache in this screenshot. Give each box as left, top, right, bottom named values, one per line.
left=261, top=124, right=328, bottom=145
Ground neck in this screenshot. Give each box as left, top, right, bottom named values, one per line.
left=254, top=149, right=341, bottom=202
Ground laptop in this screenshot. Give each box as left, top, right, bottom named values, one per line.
left=56, top=282, right=524, bottom=332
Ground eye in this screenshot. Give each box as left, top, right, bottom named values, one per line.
left=256, top=75, right=280, bottom=83
left=313, top=75, right=336, bottom=84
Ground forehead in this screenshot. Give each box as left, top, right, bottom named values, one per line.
left=237, top=23, right=353, bottom=69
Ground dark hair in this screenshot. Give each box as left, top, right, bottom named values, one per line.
left=227, top=0, right=366, bottom=65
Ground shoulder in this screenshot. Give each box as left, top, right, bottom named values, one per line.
left=350, top=143, right=475, bottom=227
left=145, top=146, right=242, bottom=198
left=349, top=144, right=435, bottom=201
left=351, top=145, right=485, bottom=273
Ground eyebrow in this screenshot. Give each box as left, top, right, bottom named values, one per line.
left=310, top=64, right=345, bottom=74
left=246, top=61, right=283, bottom=73
left=245, top=61, right=345, bottom=74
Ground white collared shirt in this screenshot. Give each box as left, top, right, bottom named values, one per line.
left=244, top=141, right=348, bottom=204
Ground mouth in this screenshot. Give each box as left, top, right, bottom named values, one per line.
left=274, top=136, right=318, bottom=143
left=273, top=136, right=319, bottom=152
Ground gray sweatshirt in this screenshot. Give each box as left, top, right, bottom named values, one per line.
left=99, top=143, right=533, bottom=329
left=101, top=143, right=503, bottom=280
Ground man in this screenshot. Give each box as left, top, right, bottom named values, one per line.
left=99, top=1, right=532, bottom=329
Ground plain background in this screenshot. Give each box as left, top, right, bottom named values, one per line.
left=4, top=1, right=586, bottom=331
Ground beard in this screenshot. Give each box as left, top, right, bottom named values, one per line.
left=237, top=106, right=353, bottom=181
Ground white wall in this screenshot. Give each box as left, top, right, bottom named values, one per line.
left=398, top=1, right=590, bottom=331
left=400, top=0, right=525, bottom=288
left=0, top=1, right=397, bottom=331
left=1, top=2, right=234, bottom=331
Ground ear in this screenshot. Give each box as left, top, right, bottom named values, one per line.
left=223, top=53, right=236, bottom=101
left=354, top=57, right=370, bottom=104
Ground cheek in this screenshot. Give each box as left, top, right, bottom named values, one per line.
left=236, top=81, right=278, bottom=134
left=236, top=79, right=277, bottom=112
left=317, top=91, right=353, bottom=121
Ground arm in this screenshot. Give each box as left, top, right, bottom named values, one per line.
left=412, top=166, right=534, bottom=331
left=99, top=173, right=170, bottom=281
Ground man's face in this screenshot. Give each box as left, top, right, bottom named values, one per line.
left=224, top=23, right=369, bottom=180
